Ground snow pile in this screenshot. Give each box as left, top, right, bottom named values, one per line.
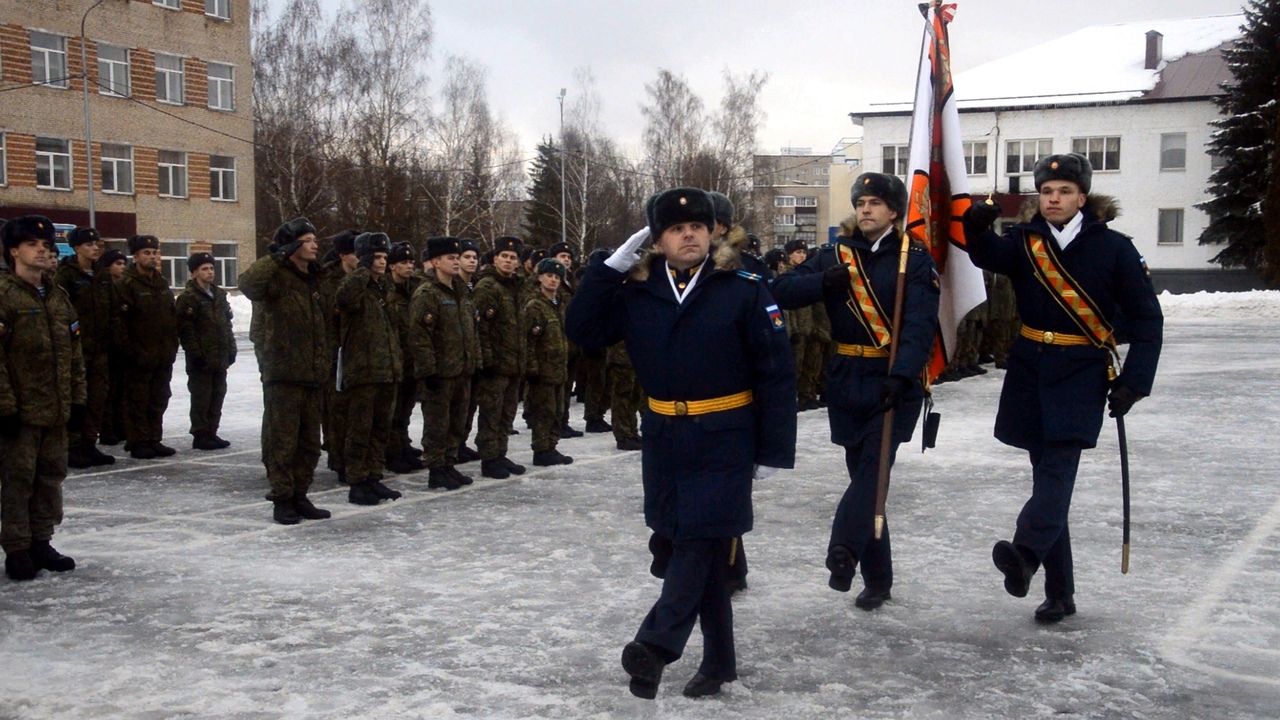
left=1158, top=289, right=1280, bottom=322
left=229, top=293, right=253, bottom=333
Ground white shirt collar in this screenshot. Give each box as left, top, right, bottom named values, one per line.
left=869, top=226, right=895, bottom=254
left=664, top=260, right=705, bottom=304
left=1049, top=210, right=1084, bottom=250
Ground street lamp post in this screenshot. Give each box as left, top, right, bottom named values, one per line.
left=81, top=0, right=107, bottom=229
left=558, top=87, right=567, bottom=248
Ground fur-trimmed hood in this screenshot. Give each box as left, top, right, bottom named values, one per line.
left=628, top=240, right=742, bottom=282
left=1016, top=194, right=1119, bottom=224
left=835, top=215, right=904, bottom=240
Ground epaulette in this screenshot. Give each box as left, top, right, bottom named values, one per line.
left=736, top=270, right=762, bottom=282
left=820, top=242, right=834, bottom=250
left=909, top=241, right=929, bottom=253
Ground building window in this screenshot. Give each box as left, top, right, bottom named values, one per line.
left=211, top=244, right=238, bottom=288
left=797, top=197, right=818, bottom=207
left=100, top=143, right=134, bottom=194
left=0, top=133, right=6, bottom=186
left=209, top=155, right=236, bottom=201
left=795, top=231, right=817, bottom=243
left=30, top=31, right=68, bottom=88
left=36, top=137, right=72, bottom=190
left=157, top=150, right=188, bottom=198
left=207, top=62, right=235, bottom=111
left=1157, top=209, right=1184, bottom=246
left=775, top=233, right=793, bottom=246
left=155, top=53, right=185, bottom=105
left=774, top=196, right=796, bottom=207
left=1160, top=133, right=1187, bottom=171
left=1071, top=136, right=1121, bottom=172
left=98, top=43, right=130, bottom=97
left=205, top=0, right=231, bottom=20
left=774, top=214, right=796, bottom=226
left=882, top=145, right=909, bottom=177
left=154, top=0, right=181, bottom=9
left=160, top=241, right=190, bottom=288
left=1006, top=139, right=1052, bottom=175
left=964, top=141, right=989, bottom=175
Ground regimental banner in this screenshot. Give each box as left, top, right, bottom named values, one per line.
left=905, top=1, right=987, bottom=383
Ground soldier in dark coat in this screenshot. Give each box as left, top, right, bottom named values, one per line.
left=54, top=226, right=115, bottom=467
left=176, top=252, right=236, bottom=450
left=1, top=216, right=86, bottom=581
left=962, top=153, right=1162, bottom=623
left=771, top=173, right=940, bottom=610
left=336, top=232, right=403, bottom=505
left=112, top=235, right=179, bottom=459
left=567, top=188, right=797, bottom=700
left=472, top=236, right=528, bottom=479
left=238, top=218, right=333, bottom=525
left=384, top=241, right=424, bottom=473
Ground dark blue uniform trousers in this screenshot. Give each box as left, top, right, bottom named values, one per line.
left=635, top=537, right=737, bottom=682
left=1013, top=441, right=1082, bottom=600
left=830, top=440, right=897, bottom=591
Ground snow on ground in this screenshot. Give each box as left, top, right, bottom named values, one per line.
left=1, top=301, right=1278, bottom=718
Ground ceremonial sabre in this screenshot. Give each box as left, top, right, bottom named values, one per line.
left=1118, top=415, right=1131, bottom=574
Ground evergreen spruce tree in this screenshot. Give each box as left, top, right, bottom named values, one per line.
left=522, top=138, right=563, bottom=250
left=1198, top=0, right=1280, bottom=281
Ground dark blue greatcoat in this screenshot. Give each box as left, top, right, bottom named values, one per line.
left=566, top=245, right=798, bottom=540
left=770, top=228, right=939, bottom=446
left=967, top=197, right=1163, bottom=450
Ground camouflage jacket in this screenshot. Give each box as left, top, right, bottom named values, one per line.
left=238, top=254, right=331, bottom=386
left=471, top=267, right=524, bottom=377
left=522, top=292, right=567, bottom=384
left=53, top=256, right=112, bottom=356
left=176, top=279, right=236, bottom=372
left=336, top=267, right=402, bottom=386
left=112, top=265, right=179, bottom=369
left=779, top=265, right=814, bottom=339
left=408, top=274, right=478, bottom=379
left=318, top=259, right=350, bottom=356
left=811, top=296, right=832, bottom=344
left=0, top=268, right=87, bottom=425
left=386, top=274, right=422, bottom=380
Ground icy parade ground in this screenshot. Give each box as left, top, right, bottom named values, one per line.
left=2, top=292, right=1279, bottom=719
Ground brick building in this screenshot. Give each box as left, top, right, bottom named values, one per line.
left=0, top=0, right=253, bottom=289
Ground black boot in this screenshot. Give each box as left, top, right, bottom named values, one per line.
left=84, top=444, right=116, bottom=466
left=130, top=442, right=157, bottom=460
left=384, top=454, right=419, bottom=475
left=273, top=499, right=301, bottom=525
left=585, top=419, right=612, bottom=433
left=533, top=449, right=573, bottom=466
left=445, top=465, right=474, bottom=486
left=456, top=444, right=481, bottom=463
left=293, top=495, right=331, bottom=520
left=427, top=467, right=461, bottom=491
left=98, top=432, right=120, bottom=446
left=151, top=441, right=177, bottom=457
left=67, top=446, right=94, bottom=469
left=29, top=540, right=75, bottom=572
left=826, top=545, right=856, bottom=593
left=211, top=435, right=231, bottom=449
left=1034, top=595, right=1076, bottom=624
left=371, top=480, right=403, bottom=500
left=682, top=673, right=724, bottom=698
left=192, top=434, right=221, bottom=451
left=616, top=436, right=643, bottom=451
left=347, top=481, right=381, bottom=506
left=558, top=425, right=583, bottom=439
left=481, top=458, right=510, bottom=479
left=855, top=585, right=891, bottom=610
left=499, top=457, right=526, bottom=475
left=992, top=540, right=1038, bottom=598
left=621, top=641, right=666, bottom=700
left=4, top=550, right=37, bottom=581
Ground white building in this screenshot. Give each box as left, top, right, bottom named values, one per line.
left=850, top=14, right=1258, bottom=292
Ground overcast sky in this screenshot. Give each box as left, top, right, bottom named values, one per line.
left=300, top=0, right=1247, bottom=158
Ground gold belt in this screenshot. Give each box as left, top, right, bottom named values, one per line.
left=1020, top=325, right=1092, bottom=346
left=648, top=390, right=753, bottom=417
left=836, top=343, right=890, bottom=358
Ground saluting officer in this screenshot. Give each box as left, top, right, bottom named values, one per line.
left=176, top=252, right=236, bottom=450
left=113, top=234, right=179, bottom=460
left=771, top=173, right=940, bottom=610
left=54, top=226, right=115, bottom=467
left=567, top=189, right=797, bottom=700
left=472, top=236, right=528, bottom=479
left=962, top=153, right=1162, bottom=623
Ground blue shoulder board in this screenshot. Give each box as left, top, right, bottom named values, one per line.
left=736, top=270, right=761, bottom=282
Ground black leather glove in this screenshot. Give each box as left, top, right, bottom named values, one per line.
left=0, top=412, right=21, bottom=439
left=1108, top=383, right=1142, bottom=418
left=420, top=374, right=442, bottom=392
left=822, top=263, right=852, bottom=299
left=874, top=375, right=912, bottom=414
left=274, top=240, right=304, bottom=262
left=67, top=404, right=86, bottom=434
left=962, top=202, right=1001, bottom=240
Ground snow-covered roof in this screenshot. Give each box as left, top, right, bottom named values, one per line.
left=856, top=14, right=1244, bottom=115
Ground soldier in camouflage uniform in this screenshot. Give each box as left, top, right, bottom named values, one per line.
left=319, top=230, right=359, bottom=481
left=607, top=341, right=643, bottom=451
left=472, top=236, right=528, bottom=479
left=935, top=301, right=988, bottom=384
left=1, top=216, right=85, bottom=580
left=781, top=240, right=815, bottom=408
left=336, top=232, right=404, bottom=505
left=410, top=237, right=480, bottom=490
left=96, top=248, right=128, bottom=446
left=112, top=235, right=179, bottom=459
left=54, top=226, right=115, bottom=467
left=458, top=239, right=484, bottom=463
left=524, top=258, right=574, bottom=466
left=238, top=218, right=333, bottom=525
left=805, top=282, right=833, bottom=408
left=384, top=242, right=424, bottom=473
left=176, top=252, right=236, bottom=450
left=548, top=243, right=588, bottom=438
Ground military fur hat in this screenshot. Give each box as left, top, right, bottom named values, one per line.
left=763, top=247, right=786, bottom=272
left=480, top=249, right=495, bottom=267
left=273, top=217, right=317, bottom=248
left=529, top=248, right=547, bottom=266
left=646, top=187, right=716, bottom=238
left=388, top=242, right=415, bottom=265
left=783, top=239, right=808, bottom=255
left=459, top=239, right=481, bottom=256
left=354, top=232, right=390, bottom=259
left=330, top=229, right=359, bottom=256
left=547, top=241, right=576, bottom=259
left=97, top=248, right=126, bottom=271
left=494, top=236, right=523, bottom=256
left=187, top=252, right=215, bottom=272
left=536, top=258, right=566, bottom=279
left=850, top=172, right=908, bottom=219
left=746, top=233, right=761, bottom=252
left=127, top=234, right=161, bottom=254
left=1, top=215, right=57, bottom=260
left=67, top=226, right=101, bottom=247
left=708, top=191, right=734, bottom=228
left=426, top=236, right=462, bottom=260
left=1034, top=153, right=1092, bottom=194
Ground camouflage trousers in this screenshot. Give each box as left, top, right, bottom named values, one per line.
left=262, top=382, right=323, bottom=502
left=386, top=376, right=418, bottom=460
left=123, top=362, right=173, bottom=444
left=99, top=352, right=127, bottom=442
left=420, top=375, right=471, bottom=469
left=343, top=382, right=395, bottom=483
left=791, top=336, right=810, bottom=402
left=527, top=381, right=564, bottom=453
left=476, top=373, right=520, bottom=461
left=800, top=337, right=828, bottom=404
left=326, top=381, right=350, bottom=473
left=1, top=424, right=67, bottom=553
left=462, top=373, right=481, bottom=445
left=187, top=368, right=228, bottom=438
left=578, top=352, right=610, bottom=424
left=949, top=316, right=983, bottom=369
left=982, top=319, right=1021, bottom=365
left=609, top=363, right=643, bottom=441
left=78, top=352, right=110, bottom=449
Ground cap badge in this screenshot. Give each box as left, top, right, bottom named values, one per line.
left=1050, top=161, right=1059, bottom=170
left=679, top=197, right=687, bottom=206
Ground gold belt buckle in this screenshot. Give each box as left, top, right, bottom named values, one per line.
left=852, top=346, right=864, bottom=357
left=674, top=401, right=688, bottom=416
left=1042, top=331, right=1055, bottom=344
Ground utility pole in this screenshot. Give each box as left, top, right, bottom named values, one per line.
left=81, top=0, right=107, bottom=229
left=558, top=87, right=567, bottom=248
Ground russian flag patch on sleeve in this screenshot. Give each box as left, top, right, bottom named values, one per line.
left=766, top=304, right=785, bottom=332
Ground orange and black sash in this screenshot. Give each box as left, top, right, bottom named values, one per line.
left=835, top=243, right=892, bottom=348
left=1024, top=232, right=1118, bottom=358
